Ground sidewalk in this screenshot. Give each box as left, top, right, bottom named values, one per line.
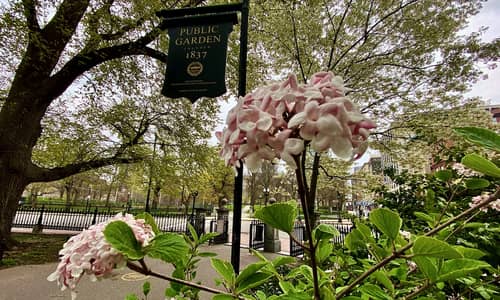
left=0, top=243, right=282, bottom=300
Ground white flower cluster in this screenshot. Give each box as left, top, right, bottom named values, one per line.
left=47, top=213, right=155, bottom=298
left=216, top=72, right=375, bottom=170
left=469, top=193, right=500, bottom=212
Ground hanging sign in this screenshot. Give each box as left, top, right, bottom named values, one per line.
left=161, top=13, right=238, bottom=103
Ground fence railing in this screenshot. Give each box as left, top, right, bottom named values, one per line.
left=13, top=205, right=205, bottom=235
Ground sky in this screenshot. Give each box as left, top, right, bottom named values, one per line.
left=210, top=1, right=500, bottom=159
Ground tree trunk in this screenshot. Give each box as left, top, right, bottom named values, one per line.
left=0, top=172, right=28, bottom=260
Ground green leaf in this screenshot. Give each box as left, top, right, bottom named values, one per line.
left=413, top=256, right=438, bottom=282
left=135, top=212, right=160, bottom=235
left=125, top=294, right=139, bottom=300
left=146, top=233, right=188, bottom=263
left=454, top=246, right=485, bottom=259
left=236, top=272, right=273, bottom=293
left=370, top=271, right=394, bottom=293
left=212, top=294, right=235, bottom=300
left=461, top=154, right=500, bottom=178
left=103, top=221, right=144, bottom=260
left=434, top=170, right=452, bottom=181
left=199, top=232, right=220, bottom=245
left=316, top=239, right=333, bottom=264
left=198, top=252, right=218, bottom=257
left=345, top=229, right=366, bottom=251
left=355, top=220, right=376, bottom=244
left=254, top=201, right=297, bottom=234
left=142, top=281, right=151, bottom=297
left=464, top=178, right=490, bottom=190
left=413, top=237, right=462, bottom=259
left=313, top=224, right=339, bottom=241
left=438, top=259, right=491, bottom=282
left=211, top=258, right=236, bottom=287
left=414, top=212, right=435, bottom=225
left=187, top=223, right=199, bottom=242
left=272, top=256, right=295, bottom=267
left=236, top=262, right=268, bottom=285
left=453, top=127, right=500, bottom=152
left=369, top=208, right=401, bottom=240
left=359, top=283, right=392, bottom=300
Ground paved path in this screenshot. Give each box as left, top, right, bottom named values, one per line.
left=0, top=243, right=282, bottom=300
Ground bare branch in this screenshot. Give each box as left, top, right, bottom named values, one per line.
left=287, top=8, right=307, bottom=83
left=330, top=0, right=420, bottom=71
left=326, top=0, right=353, bottom=70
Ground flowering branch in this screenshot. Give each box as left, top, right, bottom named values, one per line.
left=336, top=187, right=500, bottom=299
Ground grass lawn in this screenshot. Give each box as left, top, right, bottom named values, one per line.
left=0, top=233, right=69, bottom=269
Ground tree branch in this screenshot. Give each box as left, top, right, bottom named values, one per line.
left=330, top=0, right=420, bottom=71
left=326, top=0, right=353, bottom=70
left=22, top=0, right=40, bottom=33
left=288, top=8, right=307, bottom=83
left=27, top=154, right=142, bottom=183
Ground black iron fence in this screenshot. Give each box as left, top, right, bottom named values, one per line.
left=290, top=221, right=305, bottom=257
left=249, top=219, right=265, bottom=250
left=13, top=205, right=205, bottom=235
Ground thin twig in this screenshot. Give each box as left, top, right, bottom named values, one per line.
left=126, top=261, right=233, bottom=296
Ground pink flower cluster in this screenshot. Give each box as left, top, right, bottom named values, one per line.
left=216, top=72, right=376, bottom=170
left=469, top=193, right=500, bottom=212
left=47, top=213, right=155, bottom=298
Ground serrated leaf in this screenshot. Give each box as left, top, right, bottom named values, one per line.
left=103, top=221, right=144, bottom=260
left=453, top=127, right=500, bottom=152
left=254, top=201, right=297, bottom=234
left=211, top=258, right=236, bottom=287
left=462, top=154, right=500, bottom=178
left=147, top=233, right=188, bottom=263
left=435, top=170, right=452, bottom=182
left=369, top=208, right=401, bottom=240
left=413, top=237, right=462, bottom=259
left=438, top=259, right=491, bottom=282
left=135, top=212, right=160, bottom=234
left=465, top=178, right=490, bottom=190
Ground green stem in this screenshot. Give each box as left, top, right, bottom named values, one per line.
left=336, top=187, right=499, bottom=299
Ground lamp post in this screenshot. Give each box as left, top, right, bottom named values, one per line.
left=190, top=191, right=199, bottom=223
left=263, top=187, right=270, bottom=206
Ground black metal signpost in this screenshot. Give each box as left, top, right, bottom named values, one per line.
left=157, top=0, right=249, bottom=273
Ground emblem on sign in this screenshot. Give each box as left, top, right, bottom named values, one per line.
left=187, top=61, right=203, bottom=77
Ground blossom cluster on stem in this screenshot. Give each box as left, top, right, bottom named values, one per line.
left=469, top=193, right=500, bottom=212
left=216, top=71, right=376, bottom=170
left=47, top=213, right=155, bottom=299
